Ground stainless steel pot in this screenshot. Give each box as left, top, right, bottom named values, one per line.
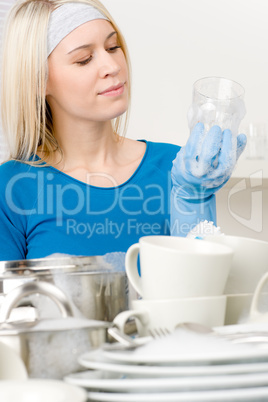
left=0, top=280, right=111, bottom=379
left=0, top=255, right=128, bottom=322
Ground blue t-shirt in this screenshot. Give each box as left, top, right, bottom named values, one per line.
left=0, top=140, right=180, bottom=260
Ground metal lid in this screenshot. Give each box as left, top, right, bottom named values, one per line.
left=0, top=317, right=111, bottom=336
left=0, top=280, right=112, bottom=335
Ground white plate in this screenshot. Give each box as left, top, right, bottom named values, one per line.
left=0, top=379, right=87, bottom=402
left=79, top=349, right=268, bottom=377
left=87, top=387, right=268, bottom=401
left=102, top=335, right=268, bottom=365
left=215, top=323, right=268, bottom=335
left=102, top=346, right=268, bottom=365
left=65, top=369, right=268, bottom=392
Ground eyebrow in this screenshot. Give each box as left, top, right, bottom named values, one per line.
left=67, top=31, right=117, bottom=54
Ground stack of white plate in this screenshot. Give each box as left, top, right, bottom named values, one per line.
left=64, top=324, right=268, bottom=402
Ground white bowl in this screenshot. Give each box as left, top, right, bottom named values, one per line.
left=0, top=340, right=27, bottom=380
left=224, top=293, right=253, bottom=325
left=114, top=295, right=227, bottom=337
left=0, top=379, right=87, bottom=402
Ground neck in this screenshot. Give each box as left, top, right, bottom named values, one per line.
left=49, top=118, right=120, bottom=170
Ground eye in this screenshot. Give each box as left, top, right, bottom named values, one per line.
left=76, top=56, right=93, bottom=66
left=107, top=45, right=122, bottom=53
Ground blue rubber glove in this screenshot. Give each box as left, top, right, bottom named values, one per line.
left=170, top=122, right=247, bottom=236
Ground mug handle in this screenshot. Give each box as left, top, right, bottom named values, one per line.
left=125, top=243, right=143, bottom=296
left=249, top=271, right=268, bottom=322
left=113, top=309, right=150, bottom=334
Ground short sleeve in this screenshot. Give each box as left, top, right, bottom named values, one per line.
left=0, top=201, right=27, bottom=260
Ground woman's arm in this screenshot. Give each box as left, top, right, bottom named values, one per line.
left=170, top=123, right=246, bottom=236
left=170, top=191, right=216, bottom=236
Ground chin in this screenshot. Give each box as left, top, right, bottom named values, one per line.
left=113, top=109, right=128, bottom=119
left=107, top=103, right=128, bottom=120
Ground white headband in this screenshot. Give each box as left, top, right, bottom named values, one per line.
left=47, top=2, right=109, bottom=56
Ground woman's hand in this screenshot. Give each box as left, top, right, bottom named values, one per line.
left=171, top=122, right=247, bottom=200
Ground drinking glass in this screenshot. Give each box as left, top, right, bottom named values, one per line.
left=187, top=76, right=246, bottom=136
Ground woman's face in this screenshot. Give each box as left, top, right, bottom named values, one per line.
left=46, top=19, right=129, bottom=124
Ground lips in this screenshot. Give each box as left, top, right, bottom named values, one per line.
left=98, top=83, right=125, bottom=97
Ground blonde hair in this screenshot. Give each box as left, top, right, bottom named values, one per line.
left=1, top=0, right=131, bottom=163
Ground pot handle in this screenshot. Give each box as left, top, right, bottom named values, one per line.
left=0, top=281, right=73, bottom=322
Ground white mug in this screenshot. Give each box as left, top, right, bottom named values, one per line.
left=205, top=235, right=268, bottom=294
left=125, top=236, right=233, bottom=300
left=113, top=296, right=227, bottom=337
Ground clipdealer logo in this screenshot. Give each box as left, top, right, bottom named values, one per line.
left=227, top=170, right=263, bottom=232
left=4, top=170, right=172, bottom=225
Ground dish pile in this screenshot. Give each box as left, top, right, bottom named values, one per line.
left=64, top=325, right=268, bottom=401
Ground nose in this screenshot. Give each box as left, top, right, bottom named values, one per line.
left=98, top=50, right=121, bottom=78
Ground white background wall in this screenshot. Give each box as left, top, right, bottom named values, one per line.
left=102, top=0, right=268, bottom=145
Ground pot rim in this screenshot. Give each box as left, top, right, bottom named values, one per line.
left=0, top=255, right=125, bottom=278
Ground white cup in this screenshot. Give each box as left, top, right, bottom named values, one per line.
left=125, top=236, right=233, bottom=300
left=113, top=296, right=227, bottom=337
left=204, top=235, right=268, bottom=294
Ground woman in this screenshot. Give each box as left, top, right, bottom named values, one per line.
left=0, top=0, right=246, bottom=261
